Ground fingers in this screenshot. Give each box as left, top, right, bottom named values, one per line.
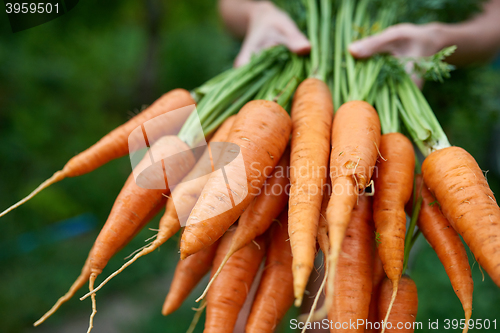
left=234, top=29, right=281, bottom=68
left=349, top=24, right=414, bottom=58
left=234, top=7, right=310, bottom=68
left=280, top=19, right=311, bottom=55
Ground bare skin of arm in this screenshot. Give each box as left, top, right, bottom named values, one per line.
left=349, top=0, right=500, bottom=66
left=219, top=0, right=310, bottom=67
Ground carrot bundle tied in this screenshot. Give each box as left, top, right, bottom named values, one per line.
left=289, top=77, right=333, bottom=306
left=416, top=174, right=473, bottom=333
left=180, top=99, right=292, bottom=260
left=422, top=146, right=500, bottom=287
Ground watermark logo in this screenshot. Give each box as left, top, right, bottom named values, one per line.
left=128, top=104, right=248, bottom=226
left=5, top=1, right=79, bottom=32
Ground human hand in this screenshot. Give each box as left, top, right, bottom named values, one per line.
left=234, top=2, right=311, bottom=67
left=349, top=23, right=445, bottom=88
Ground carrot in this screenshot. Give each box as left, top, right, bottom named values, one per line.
left=80, top=135, right=196, bottom=332
left=289, top=77, right=333, bottom=306
left=373, top=132, right=415, bottom=331
left=324, top=100, right=381, bottom=315
left=81, top=117, right=236, bottom=299
left=1, top=89, right=194, bottom=217
left=180, top=100, right=292, bottom=260
left=245, top=210, right=294, bottom=333
left=422, top=146, right=500, bottom=287
left=162, top=240, right=220, bottom=316
left=378, top=276, right=418, bottom=333
left=328, top=195, right=374, bottom=333
left=197, top=148, right=290, bottom=301
left=415, top=174, right=473, bottom=332
left=367, top=253, right=385, bottom=333
left=204, top=229, right=266, bottom=333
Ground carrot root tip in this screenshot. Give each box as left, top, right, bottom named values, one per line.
left=0, top=170, right=65, bottom=218
left=86, top=274, right=97, bottom=333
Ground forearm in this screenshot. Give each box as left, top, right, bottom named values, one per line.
left=219, top=0, right=274, bottom=38
left=434, top=0, right=500, bottom=65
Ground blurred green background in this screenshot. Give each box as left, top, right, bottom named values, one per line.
left=0, top=1, right=499, bottom=332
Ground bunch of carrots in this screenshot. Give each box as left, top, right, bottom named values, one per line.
left=3, top=0, right=500, bottom=332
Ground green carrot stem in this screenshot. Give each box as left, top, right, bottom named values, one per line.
left=307, top=0, right=320, bottom=78
left=333, top=0, right=344, bottom=110
left=318, top=0, right=332, bottom=81
left=178, top=47, right=286, bottom=146
left=191, top=67, right=233, bottom=102
left=397, top=74, right=450, bottom=156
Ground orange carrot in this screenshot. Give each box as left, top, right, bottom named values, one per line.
left=84, top=117, right=236, bottom=297
left=1, top=89, right=194, bottom=217
left=196, top=149, right=290, bottom=301
left=373, top=133, right=415, bottom=329
left=422, top=146, right=500, bottom=287
left=204, top=230, right=266, bottom=333
left=324, top=101, right=381, bottom=315
left=162, top=240, right=220, bottom=316
left=246, top=210, right=294, bottom=333
left=415, top=174, right=473, bottom=332
left=231, top=148, right=290, bottom=252
left=289, top=78, right=333, bottom=306
left=180, top=100, right=292, bottom=260
left=378, top=276, right=418, bottom=333
left=328, top=195, right=374, bottom=333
